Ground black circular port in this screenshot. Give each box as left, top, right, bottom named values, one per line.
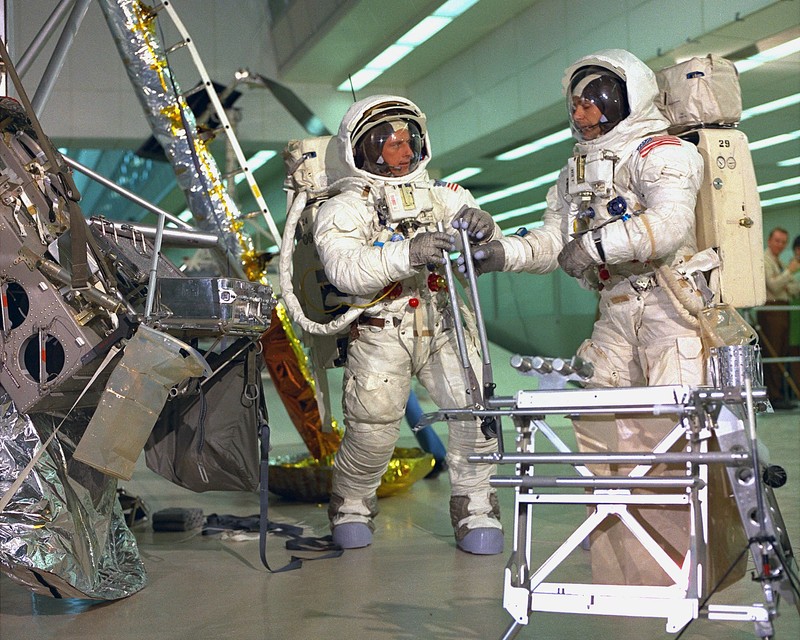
left=21, top=333, right=66, bottom=382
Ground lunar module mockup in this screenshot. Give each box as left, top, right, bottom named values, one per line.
left=0, top=2, right=277, bottom=599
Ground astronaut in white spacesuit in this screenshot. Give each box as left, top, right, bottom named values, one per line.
left=468, top=49, right=714, bottom=583
left=473, top=48, right=707, bottom=403
left=314, top=95, right=504, bottom=554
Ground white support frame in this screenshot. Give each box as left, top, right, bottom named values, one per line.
left=484, top=384, right=785, bottom=639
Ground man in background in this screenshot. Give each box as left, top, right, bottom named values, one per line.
left=758, top=227, right=800, bottom=409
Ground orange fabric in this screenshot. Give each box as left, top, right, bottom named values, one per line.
left=260, top=309, right=341, bottom=461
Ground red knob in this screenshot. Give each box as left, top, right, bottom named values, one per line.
left=427, top=273, right=447, bottom=292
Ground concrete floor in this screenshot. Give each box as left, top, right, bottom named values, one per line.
left=1, top=343, right=798, bottom=640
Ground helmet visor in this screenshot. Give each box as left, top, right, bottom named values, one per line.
left=567, top=66, right=629, bottom=140
left=354, top=119, right=424, bottom=177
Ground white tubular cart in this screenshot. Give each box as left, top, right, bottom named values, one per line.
left=458, top=361, right=798, bottom=640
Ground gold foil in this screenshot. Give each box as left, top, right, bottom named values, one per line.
left=276, top=303, right=320, bottom=392
left=376, top=447, right=435, bottom=498
left=268, top=448, right=434, bottom=503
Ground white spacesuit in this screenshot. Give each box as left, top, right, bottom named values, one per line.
left=314, top=95, right=504, bottom=553
left=472, top=50, right=727, bottom=584
left=486, top=49, right=706, bottom=388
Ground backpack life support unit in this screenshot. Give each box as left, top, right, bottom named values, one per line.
left=656, top=54, right=766, bottom=308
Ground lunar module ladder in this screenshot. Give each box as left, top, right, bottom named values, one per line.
left=151, top=0, right=282, bottom=248
left=465, top=380, right=798, bottom=639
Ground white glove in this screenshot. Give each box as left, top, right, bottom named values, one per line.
left=409, top=231, right=455, bottom=266
left=452, top=205, right=495, bottom=242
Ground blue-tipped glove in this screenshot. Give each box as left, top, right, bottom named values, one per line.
left=452, top=205, right=495, bottom=242
left=456, top=239, right=505, bottom=275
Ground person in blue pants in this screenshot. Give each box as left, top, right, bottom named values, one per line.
left=405, top=389, right=447, bottom=478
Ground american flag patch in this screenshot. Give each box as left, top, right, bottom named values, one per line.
left=637, top=135, right=682, bottom=158
left=434, top=180, right=461, bottom=192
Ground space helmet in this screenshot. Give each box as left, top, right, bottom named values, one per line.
left=566, top=65, right=630, bottom=140
left=344, top=97, right=429, bottom=180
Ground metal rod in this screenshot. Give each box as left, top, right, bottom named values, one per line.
left=438, top=220, right=482, bottom=406
left=458, top=227, right=492, bottom=369
left=486, top=396, right=523, bottom=408
left=458, top=226, right=502, bottom=440
left=16, top=0, right=76, bottom=78
left=491, top=476, right=704, bottom=489
left=88, top=218, right=219, bottom=248
left=436, top=406, right=690, bottom=418
left=745, top=377, right=769, bottom=545
left=469, top=451, right=749, bottom=465
left=64, top=155, right=192, bottom=229
left=439, top=222, right=471, bottom=369
left=500, top=621, right=523, bottom=640
left=31, top=0, right=92, bottom=116
left=144, top=201, right=167, bottom=321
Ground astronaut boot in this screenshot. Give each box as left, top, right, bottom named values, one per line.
left=331, top=523, right=373, bottom=548
left=328, top=493, right=377, bottom=549
left=450, top=492, right=504, bottom=555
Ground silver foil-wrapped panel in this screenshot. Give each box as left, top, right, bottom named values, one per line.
left=0, top=395, right=147, bottom=599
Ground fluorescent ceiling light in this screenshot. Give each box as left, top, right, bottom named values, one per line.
left=476, top=170, right=560, bottom=205
left=760, top=192, right=800, bottom=208
left=741, top=93, right=800, bottom=120
left=757, top=175, right=800, bottom=193
left=495, top=128, right=572, bottom=161
left=735, top=36, right=800, bottom=73
left=342, top=69, right=383, bottom=92
left=437, top=0, right=480, bottom=17
left=235, top=150, right=277, bottom=184
left=337, top=0, right=479, bottom=92
left=370, top=44, right=415, bottom=71
left=402, top=16, right=451, bottom=45
left=749, top=129, right=800, bottom=151
left=440, top=167, right=482, bottom=182
left=493, top=200, right=547, bottom=223
left=777, top=155, right=800, bottom=167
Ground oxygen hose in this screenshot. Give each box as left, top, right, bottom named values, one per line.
left=278, top=190, right=363, bottom=336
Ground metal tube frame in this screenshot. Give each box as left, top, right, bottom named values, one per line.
left=454, top=382, right=796, bottom=639
left=30, top=0, right=92, bottom=117
left=437, top=220, right=483, bottom=408
left=63, top=155, right=193, bottom=229
left=15, top=0, right=75, bottom=78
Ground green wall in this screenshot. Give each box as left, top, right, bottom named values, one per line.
left=479, top=269, right=597, bottom=358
